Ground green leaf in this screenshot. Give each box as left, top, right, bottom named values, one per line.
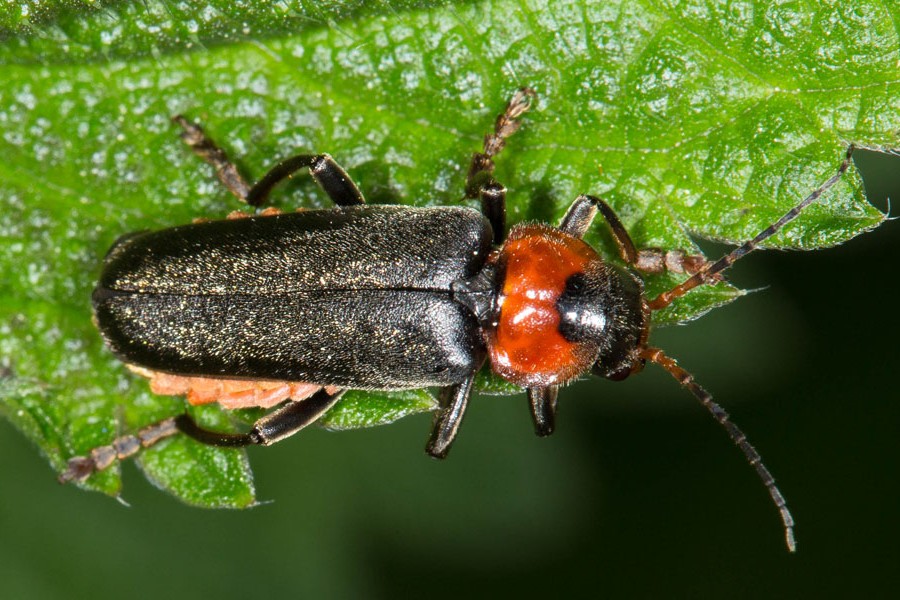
left=1, top=0, right=896, bottom=506
left=138, top=404, right=255, bottom=508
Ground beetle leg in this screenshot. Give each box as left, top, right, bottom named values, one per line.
left=426, top=374, right=477, bottom=459
left=175, top=388, right=346, bottom=447
left=59, top=417, right=181, bottom=483
left=172, top=115, right=253, bottom=202
left=173, top=115, right=365, bottom=208
left=479, top=182, right=507, bottom=244
left=59, top=389, right=344, bottom=482
left=466, top=87, right=536, bottom=243
left=633, top=248, right=722, bottom=280
left=561, top=194, right=719, bottom=278
left=527, top=386, right=559, bottom=437
left=246, top=154, right=365, bottom=208
left=560, top=194, right=637, bottom=257
left=466, top=88, right=536, bottom=198
left=650, top=144, right=857, bottom=310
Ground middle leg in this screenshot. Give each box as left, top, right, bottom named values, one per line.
left=173, top=115, right=365, bottom=208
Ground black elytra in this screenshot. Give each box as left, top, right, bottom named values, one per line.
left=64, top=88, right=863, bottom=553
left=94, top=206, right=491, bottom=389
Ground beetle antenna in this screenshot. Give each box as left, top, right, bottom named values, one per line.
left=640, top=347, right=796, bottom=552
left=649, top=145, right=856, bottom=311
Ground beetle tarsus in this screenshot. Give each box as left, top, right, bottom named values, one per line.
left=58, top=457, right=96, bottom=484
left=59, top=416, right=180, bottom=483
left=172, top=114, right=253, bottom=202
left=634, top=249, right=723, bottom=280
left=483, top=87, right=536, bottom=158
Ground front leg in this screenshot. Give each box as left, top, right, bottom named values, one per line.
left=560, top=194, right=719, bottom=279
left=633, top=248, right=721, bottom=280
left=466, top=88, right=536, bottom=243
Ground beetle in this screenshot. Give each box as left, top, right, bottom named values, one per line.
left=60, top=88, right=859, bottom=552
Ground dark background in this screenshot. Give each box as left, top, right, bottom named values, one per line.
left=0, top=150, right=897, bottom=598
